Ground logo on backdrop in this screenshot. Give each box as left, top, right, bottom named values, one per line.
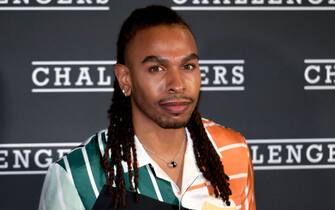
left=0, top=0, right=110, bottom=11
left=171, top=0, right=335, bottom=11
left=31, top=60, right=115, bottom=93
left=249, top=138, right=335, bottom=170
left=1, top=138, right=334, bottom=175
left=199, top=59, right=245, bottom=91
left=31, top=59, right=246, bottom=93
left=0, top=142, right=78, bottom=175
left=304, top=59, right=335, bottom=90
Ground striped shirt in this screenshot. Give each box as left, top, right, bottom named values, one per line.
left=38, top=119, right=256, bottom=210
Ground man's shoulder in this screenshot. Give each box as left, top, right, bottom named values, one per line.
left=202, top=118, right=247, bottom=149
left=55, top=129, right=108, bottom=171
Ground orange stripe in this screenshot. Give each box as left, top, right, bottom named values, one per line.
left=187, top=182, right=208, bottom=191
left=185, top=182, right=215, bottom=196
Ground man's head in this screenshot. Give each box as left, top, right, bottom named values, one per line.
left=114, top=5, right=201, bottom=129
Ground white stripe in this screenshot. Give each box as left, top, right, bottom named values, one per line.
left=218, top=143, right=248, bottom=152
left=247, top=138, right=335, bottom=144
left=81, top=147, right=99, bottom=198
left=229, top=173, right=248, bottom=180
left=32, top=60, right=116, bottom=65
left=244, top=185, right=249, bottom=210
left=254, top=164, right=335, bottom=170
left=204, top=129, right=222, bottom=158
left=0, top=171, right=47, bottom=175
left=98, top=132, right=105, bottom=157
left=0, top=6, right=110, bottom=10
left=0, top=142, right=80, bottom=148
left=63, top=156, right=75, bottom=185
left=304, top=85, right=335, bottom=90
left=32, top=88, right=114, bottom=93
left=55, top=166, right=67, bottom=210
left=200, top=86, right=245, bottom=91
left=146, top=165, right=164, bottom=202
left=172, top=6, right=335, bottom=11
left=199, top=60, right=245, bottom=64
left=304, top=59, right=335, bottom=63
left=236, top=205, right=241, bottom=210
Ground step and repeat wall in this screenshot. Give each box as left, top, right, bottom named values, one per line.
left=1, top=1, right=335, bottom=209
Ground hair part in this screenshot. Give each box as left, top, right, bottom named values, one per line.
left=116, top=5, right=192, bottom=65
left=103, top=5, right=231, bottom=208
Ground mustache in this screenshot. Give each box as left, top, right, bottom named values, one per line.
left=158, top=95, right=194, bottom=104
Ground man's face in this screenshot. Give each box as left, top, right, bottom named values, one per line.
left=124, top=24, right=201, bottom=129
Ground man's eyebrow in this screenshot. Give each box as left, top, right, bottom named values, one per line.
left=141, top=53, right=199, bottom=64
left=141, top=56, right=167, bottom=64
left=181, top=53, right=199, bottom=63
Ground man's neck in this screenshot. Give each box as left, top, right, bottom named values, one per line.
left=134, top=121, right=186, bottom=155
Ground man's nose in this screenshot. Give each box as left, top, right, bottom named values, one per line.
left=167, top=68, right=185, bottom=93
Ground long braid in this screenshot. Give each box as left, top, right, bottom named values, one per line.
left=102, top=79, right=138, bottom=208
left=187, top=109, right=232, bottom=205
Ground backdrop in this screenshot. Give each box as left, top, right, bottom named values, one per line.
left=1, top=1, right=335, bottom=209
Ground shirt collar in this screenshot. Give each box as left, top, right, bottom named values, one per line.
left=133, top=128, right=202, bottom=193
left=134, top=128, right=191, bottom=168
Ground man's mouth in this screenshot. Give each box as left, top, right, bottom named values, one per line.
left=158, top=98, right=193, bottom=114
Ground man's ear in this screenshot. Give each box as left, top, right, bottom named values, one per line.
left=114, top=64, right=132, bottom=96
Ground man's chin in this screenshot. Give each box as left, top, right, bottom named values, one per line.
left=157, top=119, right=189, bottom=129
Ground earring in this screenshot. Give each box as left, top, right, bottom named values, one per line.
left=122, top=88, right=130, bottom=96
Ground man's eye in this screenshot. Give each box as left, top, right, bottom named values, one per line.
left=148, top=66, right=164, bottom=72
left=184, top=63, right=196, bottom=71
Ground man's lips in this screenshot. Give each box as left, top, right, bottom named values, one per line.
left=159, top=99, right=193, bottom=114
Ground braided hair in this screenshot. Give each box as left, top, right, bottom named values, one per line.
left=102, top=5, right=231, bottom=208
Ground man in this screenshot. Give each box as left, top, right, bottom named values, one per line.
left=39, top=5, right=256, bottom=210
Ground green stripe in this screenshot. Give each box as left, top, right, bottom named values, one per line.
left=136, top=166, right=159, bottom=200
left=85, top=134, right=106, bottom=192
left=67, top=146, right=96, bottom=209
left=156, top=178, right=179, bottom=205
left=57, top=159, right=65, bottom=170
left=56, top=144, right=83, bottom=171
